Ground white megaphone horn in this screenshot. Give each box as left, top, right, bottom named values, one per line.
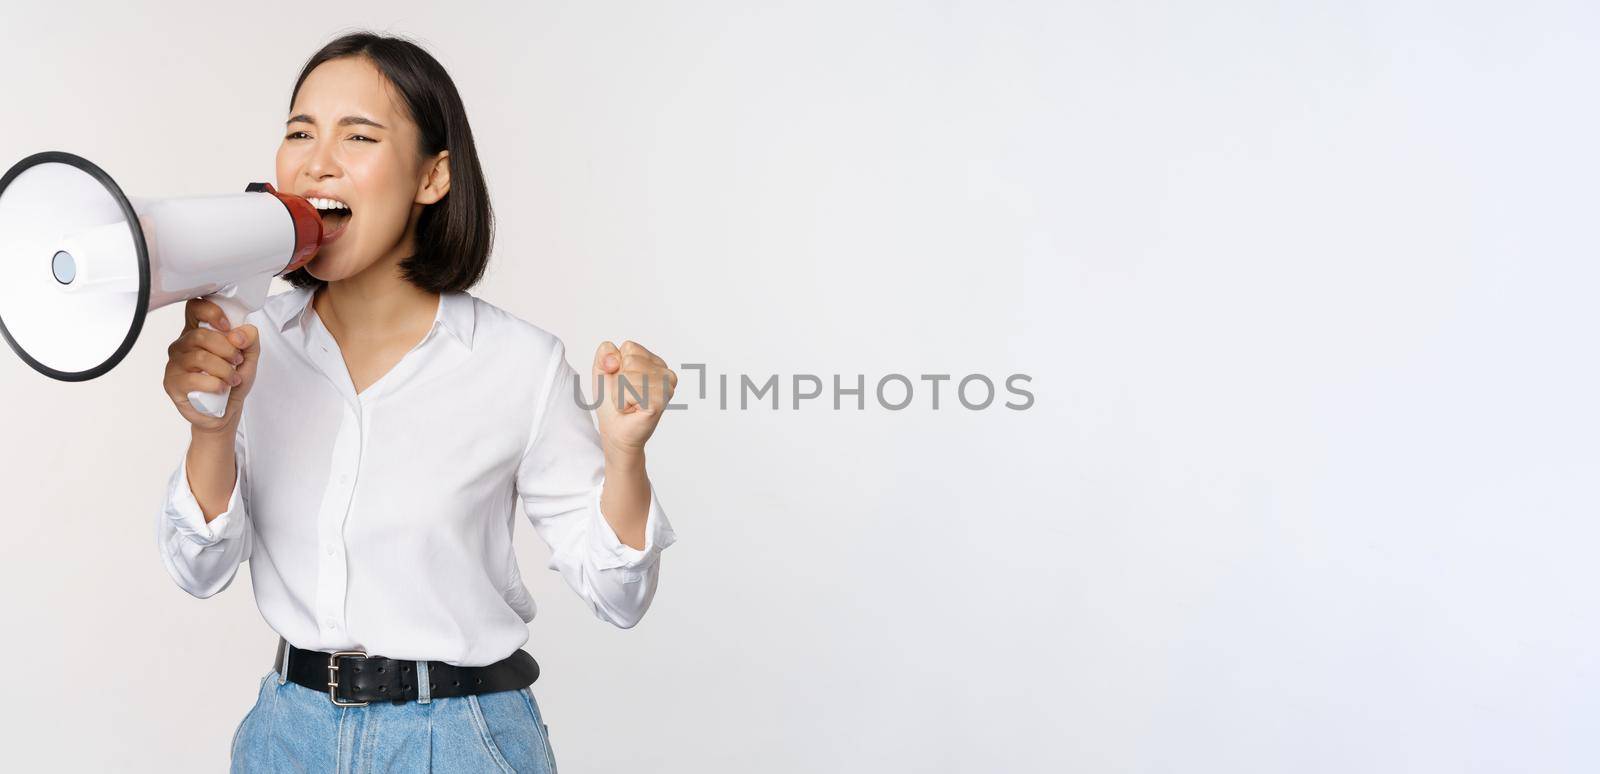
left=0, top=151, right=323, bottom=417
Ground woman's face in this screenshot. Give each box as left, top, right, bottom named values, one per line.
left=276, top=56, right=449, bottom=281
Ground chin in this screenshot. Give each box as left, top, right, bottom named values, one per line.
left=306, top=251, right=363, bottom=282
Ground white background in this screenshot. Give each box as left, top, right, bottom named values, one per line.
left=1, top=1, right=1596, bottom=772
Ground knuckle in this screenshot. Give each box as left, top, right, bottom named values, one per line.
left=202, top=329, right=235, bottom=356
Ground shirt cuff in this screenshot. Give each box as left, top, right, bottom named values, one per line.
left=587, top=482, right=678, bottom=572
left=163, top=450, right=246, bottom=547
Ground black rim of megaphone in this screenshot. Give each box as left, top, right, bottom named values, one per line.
left=0, top=151, right=150, bottom=382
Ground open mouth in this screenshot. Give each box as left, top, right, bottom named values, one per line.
left=309, top=197, right=353, bottom=242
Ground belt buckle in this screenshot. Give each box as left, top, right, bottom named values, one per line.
left=327, top=650, right=370, bottom=707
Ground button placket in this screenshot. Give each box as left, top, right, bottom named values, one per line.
left=314, top=404, right=363, bottom=639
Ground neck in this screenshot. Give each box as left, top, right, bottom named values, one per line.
left=314, top=250, right=439, bottom=346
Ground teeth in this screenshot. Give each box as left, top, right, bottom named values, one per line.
left=309, top=197, right=349, bottom=211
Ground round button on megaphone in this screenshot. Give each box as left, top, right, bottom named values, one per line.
left=0, top=151, right=324, bottom=417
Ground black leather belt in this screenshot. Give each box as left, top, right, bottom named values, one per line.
left=274, top=636, right=540, bottom=706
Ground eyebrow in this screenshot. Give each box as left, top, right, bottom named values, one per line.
left=285, top=114, right=389, bottom=130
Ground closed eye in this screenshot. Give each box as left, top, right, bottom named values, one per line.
left=283, top=131, right=377, bottom=143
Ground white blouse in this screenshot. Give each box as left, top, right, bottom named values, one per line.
left=155, top=285, right=679, bottom=666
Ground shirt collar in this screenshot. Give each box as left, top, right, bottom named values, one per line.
left=278, top=285, right=476, bottom=350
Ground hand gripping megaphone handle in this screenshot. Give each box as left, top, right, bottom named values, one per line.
left=182, top=183, right=320, bottom=418
left=187, top=273, right=273, bottom=418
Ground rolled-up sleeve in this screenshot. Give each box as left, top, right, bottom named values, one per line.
left=156, top=420, right=254, bottom=599
left=516, top=338, right=679, bottom=629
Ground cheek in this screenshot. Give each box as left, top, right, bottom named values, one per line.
left=344, top=152, right=397, bottom=192
left=274, top=145, right=302, bottom=186
left=347, top=157, right=412, bottom=224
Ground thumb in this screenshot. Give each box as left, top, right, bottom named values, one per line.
left=230, top=324, right=261, bottom=387
left=229, top=325, right=259, bottom=371
left=232, top=324, right=260, bottom=358
left=592, top=340, right=621, bottom=375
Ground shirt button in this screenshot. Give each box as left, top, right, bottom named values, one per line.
left=324, top=619, right=336, bottom=629
left=326, top=545, right=336, bottom=557
left=340, top=474, right=350, bottom=484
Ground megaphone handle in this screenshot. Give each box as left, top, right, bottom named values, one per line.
left=188, top=294, right=254, bottom=418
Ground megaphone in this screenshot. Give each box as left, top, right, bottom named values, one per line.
left=0, top=151, right=324, bottom=417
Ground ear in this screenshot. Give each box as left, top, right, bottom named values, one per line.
left=416, top=150, right=451, bottom=205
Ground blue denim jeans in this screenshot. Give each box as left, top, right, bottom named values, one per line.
left=230, top=665, right=559, bottom=773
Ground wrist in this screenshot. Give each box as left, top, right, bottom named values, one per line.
left=191, top=421, right=238, bottom=442
left=603, top=443, right=646, bottom=473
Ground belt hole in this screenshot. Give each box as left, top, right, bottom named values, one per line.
left=453, top=681, right=460, bottom=687
left=475, top=677, right=482, bottom=684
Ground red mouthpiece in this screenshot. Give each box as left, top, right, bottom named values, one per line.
left=246, top=182, right=322, bottom=274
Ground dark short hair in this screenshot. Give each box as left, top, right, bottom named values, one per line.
left=281, top=31, right=493, bottom=294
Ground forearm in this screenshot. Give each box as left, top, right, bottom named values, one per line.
left=599, top=448, right=651, bottom=550
left=187, top=424, right=239, bottom=524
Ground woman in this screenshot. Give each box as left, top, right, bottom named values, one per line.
left=155, top=31, right=680, bottom=772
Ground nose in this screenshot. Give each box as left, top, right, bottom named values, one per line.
left=305, top=135, right=340, bottom=180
